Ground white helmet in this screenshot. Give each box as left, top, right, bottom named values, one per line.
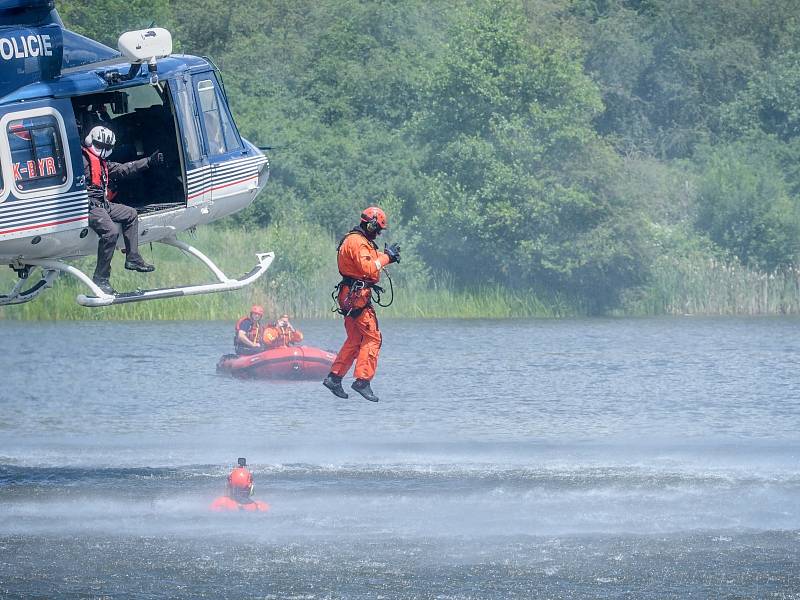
left=84, top=125, right=116, bottom=159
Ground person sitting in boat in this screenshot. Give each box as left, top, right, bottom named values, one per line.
left=234, top=305, right=267, bottom=355
left=210, top=458, right=270, bottom=512
left=262, top=313, right=304, bottom=349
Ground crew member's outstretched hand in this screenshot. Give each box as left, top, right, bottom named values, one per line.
left=385, top=242, right=401, bottom=264
left=149, top=150, right=165, bottom=167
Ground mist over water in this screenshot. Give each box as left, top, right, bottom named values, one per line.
left=1, top=318, right=799, bottom=598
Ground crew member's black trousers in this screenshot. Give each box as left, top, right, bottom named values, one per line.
left=88, top=202, right=143, bottom=280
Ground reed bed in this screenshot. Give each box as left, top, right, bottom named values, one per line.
left=622, top=256, right=800, bottom=316
left=0, top=226, right=564, bottom=320
left=3, top=226, right=798, bottom=320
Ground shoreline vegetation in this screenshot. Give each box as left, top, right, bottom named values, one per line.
left=20, top=1, right=800, bottom=322
left=6, top=0, right=800, bottom=320
left=1, top=225, right=798, bottom=321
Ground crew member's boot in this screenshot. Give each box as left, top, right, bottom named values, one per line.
left=92, top=276, right=116, bottom=295
left=323, top=373, right=348, bottom=399
left=124, top=256, right=155, bottom=272
left=351, top=379, right=379, bottom=402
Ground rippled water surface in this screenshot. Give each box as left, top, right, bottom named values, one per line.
left=1, top=317, right=799, bottom=598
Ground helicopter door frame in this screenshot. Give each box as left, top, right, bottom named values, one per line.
left=170, top=76, right=211, bottom=208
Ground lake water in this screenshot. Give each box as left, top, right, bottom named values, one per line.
left=1, top=317, right=799, bottom=598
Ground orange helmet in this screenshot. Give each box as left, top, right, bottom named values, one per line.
left=361, top=206, right=388, bottom=232
left=250, top=305, right=264, bottom=317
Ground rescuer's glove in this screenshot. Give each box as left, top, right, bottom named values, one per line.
left=149, top=150, right=165, bottom=167
left=384, top=243, right=401, bottom=264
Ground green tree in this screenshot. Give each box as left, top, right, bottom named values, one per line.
left=412, top=0, right=646, bottom=310
left=58, top=0, right=173, bottom=46
left=695, top=139, right=800, bottom=270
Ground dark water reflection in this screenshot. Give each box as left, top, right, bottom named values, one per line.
left=0, top=317, right=798, bottom=598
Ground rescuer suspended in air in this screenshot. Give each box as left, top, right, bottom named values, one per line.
left=323, top=206, right=400, bottom=402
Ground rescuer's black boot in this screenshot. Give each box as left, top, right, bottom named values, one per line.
left=92, top=277, right=116, bottom=296
left=351, top=379, right=379, bottom=403
left=124, top=257, right=155, bottom=272
left=323, top=373, right=348, bottom=399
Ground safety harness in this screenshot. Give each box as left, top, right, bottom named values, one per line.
left=331, top=228, right=393, bottom=318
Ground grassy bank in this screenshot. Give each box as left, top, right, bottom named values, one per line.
left=0, top=225, right=568, bottom=321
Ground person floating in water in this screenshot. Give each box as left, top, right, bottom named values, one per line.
left=210, top=458, right=270, bottom=512
left=262, top=313, right=304, bottom=349
left=323, top=206, right=400, bottom=402
left=234, top=305, right=267, bottom=355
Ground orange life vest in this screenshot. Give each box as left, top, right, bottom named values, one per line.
left=235, top=316, right=262, bottom=345
left=209, top=496, right=270, bottom=512
left=263, top=324, right=304, bottom=347
left=82, top=147, right=116, bottom=202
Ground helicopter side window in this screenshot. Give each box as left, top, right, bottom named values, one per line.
left=7, top=116, right=67, bottom=192
left=197, top=78, right=241, bottom=156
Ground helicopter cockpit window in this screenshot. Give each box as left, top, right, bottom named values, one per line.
left=197, top=78, right=241, bottom=156
left=7, top=115, right=67, bottom=192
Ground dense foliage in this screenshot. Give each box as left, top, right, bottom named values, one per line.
left=56, top=0, right=800, bottom=314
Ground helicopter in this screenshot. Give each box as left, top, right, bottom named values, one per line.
left=0, top=0, right=274, bottom=307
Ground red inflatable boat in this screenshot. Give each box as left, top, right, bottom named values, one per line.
left=216, top=346, right=336, bottom=380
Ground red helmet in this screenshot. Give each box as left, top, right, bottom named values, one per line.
left=360, top=206, right=388, bottom=231
left=228, top=467, right=253, bottom=488
left=250, top=305, right=264, bottom=317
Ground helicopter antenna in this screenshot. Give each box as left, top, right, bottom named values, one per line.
left=256, top=142, right=294, bottom=152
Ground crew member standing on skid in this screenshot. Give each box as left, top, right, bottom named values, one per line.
left=323, top=206, right=400, bottom=402
left=82, top=125, right=163, bottom=295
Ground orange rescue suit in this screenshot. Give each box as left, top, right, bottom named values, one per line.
left=262, top=324, right=304, bottom=348
left=330, top=230, right=391, bottom=382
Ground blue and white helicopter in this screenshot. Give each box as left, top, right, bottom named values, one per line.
left=0, top=0, right=273, bottom=307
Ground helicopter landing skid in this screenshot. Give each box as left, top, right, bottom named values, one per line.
left=0, top=266, right=60, bottom=306
left=14, top=237, right=274, bottom=307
